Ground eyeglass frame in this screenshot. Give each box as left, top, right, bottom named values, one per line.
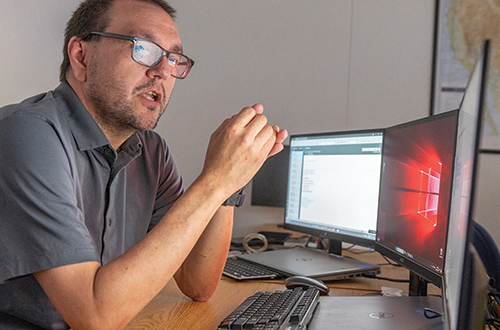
left=85, top=31, right=195, bottom=79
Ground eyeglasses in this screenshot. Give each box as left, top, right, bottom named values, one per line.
left=87, top=32, right=194, bottom=79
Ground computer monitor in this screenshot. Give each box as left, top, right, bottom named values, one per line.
left=442, top=40, right=490, bottom=330
left=284, top=129, right=384, bottom=254
left=251, top=146, right=289, bottom=207
left=375, top=109, right=459, bottom=288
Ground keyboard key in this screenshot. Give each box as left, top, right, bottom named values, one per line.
left=217, top=287, right=320, bottom=330
left=223, top=257, right=288, bottom=280
left=289, top=288, right=320, bottom=323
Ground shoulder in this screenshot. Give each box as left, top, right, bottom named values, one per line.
left=137, top=130, right=172, bottom=159
left=134, top=131, right=181, bottom=179
left=0, top=88, right=70, bottom=136
left=137, top=130, right=166, bottom=145
left=0, top=98, right=68, bottom=154
left=0, top=89, right=79, bottom=178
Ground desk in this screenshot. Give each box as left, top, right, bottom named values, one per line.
left=124, top=249, right=441, bottom=330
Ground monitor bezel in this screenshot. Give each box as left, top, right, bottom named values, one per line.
left=374, top=109, right=460, bottom=288
left=283, top=128, right=385, bottom=250
left=442, top=39, right=490, bottom=330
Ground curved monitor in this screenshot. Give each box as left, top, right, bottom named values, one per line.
left=284, top=129, right=384, bottom=252
left=375, top=110, right=459, bottom=287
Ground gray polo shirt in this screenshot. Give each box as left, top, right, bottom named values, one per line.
left=0, top=82, right=184, bottom=329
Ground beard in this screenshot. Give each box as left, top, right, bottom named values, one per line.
left=86, top=63, right=169, bottom=134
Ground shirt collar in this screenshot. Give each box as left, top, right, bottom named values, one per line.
left=53, top=82, right=142, bottom=156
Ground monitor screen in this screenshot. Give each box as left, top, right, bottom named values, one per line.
left=376, top=110, right=459, bottom=286
left=284, top=129, right=384, bottom=250
left=442, top=40, right=489, bottom=330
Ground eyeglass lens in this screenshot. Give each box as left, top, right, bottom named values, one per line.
left=133, top=39, right=191, bottom=78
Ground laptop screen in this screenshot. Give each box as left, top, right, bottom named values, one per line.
left=376, top=110, right=459, bottom=286
left=284, top=129, right=384, bottom=248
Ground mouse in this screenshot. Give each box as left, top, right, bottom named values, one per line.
left=284, top=276, right=330, bottom=296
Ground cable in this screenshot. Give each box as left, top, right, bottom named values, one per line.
left=486, top=288, right=500, bottom=329
left=242, top=233, right=268, bottom=253
left=342, top=245, right=377, bottom=255
left=379, top=254, right=403, bottom=267
left=361, top=272, right=410, bottom=283
left=343, top=243, right=356, bottom=251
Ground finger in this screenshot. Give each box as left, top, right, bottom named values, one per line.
left=230, top=107, right=258, bottom=129
left=268, top=143, right=284, bottom=157
left=268, top=129, right=288, bottom=157
left=256, top=124, right=278, bottom=154
left=245, top=114, right=270, bottom=137
left=251, top=103, right=264, bottom=114
left=275, top=128, right=288, bottom=144
left=225, top=104, right=264, bottom=130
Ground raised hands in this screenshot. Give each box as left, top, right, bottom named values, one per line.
left=201, top=104, right=288, bottom=198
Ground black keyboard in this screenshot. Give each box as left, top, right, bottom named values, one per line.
left=223, top=257, right=288, bottom=280
left=217, top=287, right=320, bottom=330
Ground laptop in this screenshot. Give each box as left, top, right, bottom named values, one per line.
left=238, top=248, right=381, bottom=281
left=309, top=296, right=443, bottom=329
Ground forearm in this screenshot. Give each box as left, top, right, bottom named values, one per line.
left=35, top=177, right=228, bottom=330
left=174, top=205, right=234, bottom=300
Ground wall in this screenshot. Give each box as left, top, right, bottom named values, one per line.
left=159, top=0, right=437, bottom=237
left=1, top=1, right=498, bottom=244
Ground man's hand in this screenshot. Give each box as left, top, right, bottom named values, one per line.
left=201, top=104, right=287, bottom=197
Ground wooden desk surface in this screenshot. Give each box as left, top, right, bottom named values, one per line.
left=124, top=248, right=441, bottom=330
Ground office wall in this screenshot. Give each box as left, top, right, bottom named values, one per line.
left=1, top=1, right=498, bottom=245
left=155, top=0, right=437, bottom=237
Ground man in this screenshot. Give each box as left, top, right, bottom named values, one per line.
left=0, top=0, right=287, bottom=329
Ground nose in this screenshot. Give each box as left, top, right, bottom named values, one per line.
left=146, top=55, right=174, bottom=80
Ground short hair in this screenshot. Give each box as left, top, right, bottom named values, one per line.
left=59, top=0, right=176, bottom=82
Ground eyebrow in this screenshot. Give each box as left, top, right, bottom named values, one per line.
left=141, top=32, right=183, bottom=53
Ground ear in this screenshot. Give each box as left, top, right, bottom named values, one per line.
left=67, top=36, right=90, bottom=82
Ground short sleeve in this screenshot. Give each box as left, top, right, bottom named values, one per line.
left=150, top=139, right=184, bottom=227
left=0, top=113, right=99, bottom=283
left=134, top=131, right=184, bottom=230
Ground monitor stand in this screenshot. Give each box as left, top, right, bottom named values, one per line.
left=409, top=272, right=428, bottom=296
left=328, top=239, right=343, bottom=256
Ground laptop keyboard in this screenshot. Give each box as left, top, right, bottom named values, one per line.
left=223, top=257, right=288, bottom=280
left=217, top=287, right=320, bottom=330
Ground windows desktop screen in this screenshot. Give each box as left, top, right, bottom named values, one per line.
left=377, top=111, right=458, bottom=277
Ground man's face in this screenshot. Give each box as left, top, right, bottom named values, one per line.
left=84, top=0, right=182, bottom=132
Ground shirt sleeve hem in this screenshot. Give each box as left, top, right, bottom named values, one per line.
left=0, top=248, right=100, bottom=283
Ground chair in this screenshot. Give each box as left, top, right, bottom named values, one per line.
left=472, top=220, right=500, bottom=291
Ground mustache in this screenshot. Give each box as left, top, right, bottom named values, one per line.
left=133, top=81, right=166, bottom=101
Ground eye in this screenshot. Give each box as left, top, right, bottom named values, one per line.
left=167, top=54, right=180, bottom=66
left=134, top=44, right=149, bottom=60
